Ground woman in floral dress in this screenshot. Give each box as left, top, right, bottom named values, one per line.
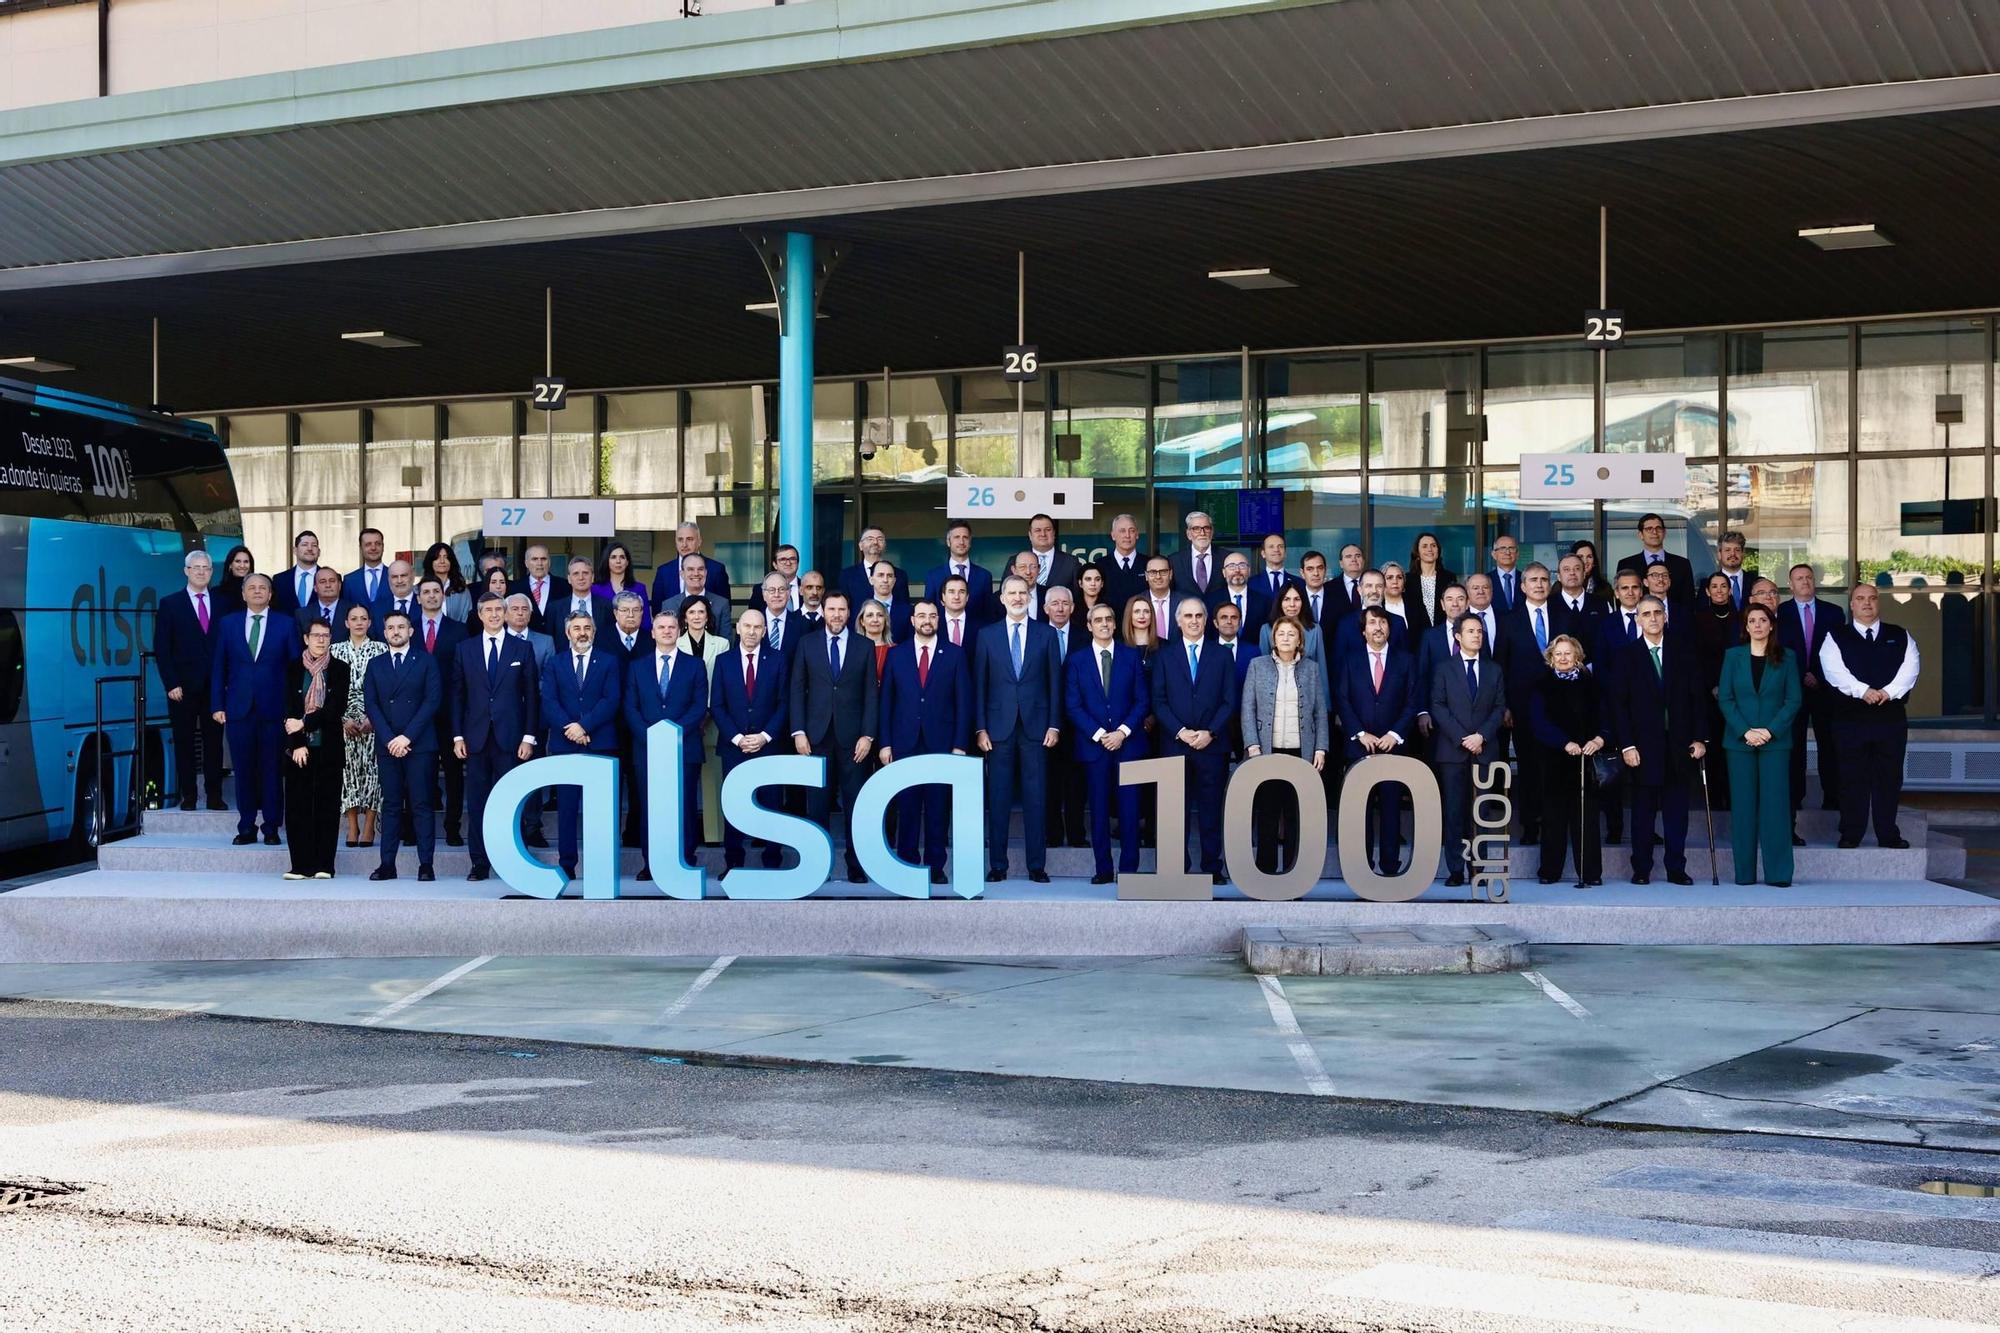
left=332, top=604, right=387, bottom=847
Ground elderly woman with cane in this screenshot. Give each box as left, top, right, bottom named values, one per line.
left=1528, top=633, right=1606, bottom=886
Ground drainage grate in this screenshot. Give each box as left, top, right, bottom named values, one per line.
left=0, top=1180, right=81, bottom=1212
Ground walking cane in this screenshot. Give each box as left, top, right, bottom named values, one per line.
left=1574, top=753, right=1588, bottom=891
left=1698, top=756, right=1719, bottom=886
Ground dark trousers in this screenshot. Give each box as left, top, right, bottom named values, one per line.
left=1082, top=755, right=1143, bottom=877
left=282, top=750, right=342, bottom=875
left=719, top=754, right=772, bottom=868
left=225, top=715, right=283, bottom=835
left=1045, top=737, right=1088, bottom=847
left=465, top=740, right=520, bottom=872
left=1702, top=698, right=1732, bottom=807
left=1173, top=746, right=1229, bottom=874
left=806, top=741, right=870, bottom=876
left=1835, top=717, right=1907, bottom=844
left=555, top=754, right=616, bottom=872
left=895, top=776, right=952, bottom=872
left=1438, top=760, right=1473, bottom=877
left=986, top=730, right=1049, bottom=873
left=618, top=738, right=642, bottom=847
left=430, top=740, right=464, bottom=839
left=1629, top=773, right=1691, bottom=878
left=1792, top=687, right=1842, bottom=811
left=378, top=747, right=437, bottom=869
left=635, top=759, right=702, bottom=871
left=1539, top=751, right=1601, bottom=881
left=1509, top=724, right=1543, bottom=838
left=1252, top=746, right=1307, bottom=875
left=1357, top=759, right=1408, bottom=875
left=168, top=689, right=224, bottom=805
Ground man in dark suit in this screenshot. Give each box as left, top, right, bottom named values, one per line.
left=787, top=591, right=880, bottom=883
left=1252, top=533, right=1303, bottom=608
left=923, top=520, right=995, bottom=628
left=1608, top=597, right=1708, bottom=885
left=758, top=573, right=808, bottom=667
left=878, top=599, right=972, bottom=885
left=1065, top=601, right=1150, bottom=884
left=553, top=556, right=617, bottom=640
left=839, top=527, right=907, bottom=609
left=376, top=560, right=419, bottom=642
left=1430, top=614, right=1505, bottom=888
left=600, top=590, right=652, bottom=848
left=342, top=527, right=394, bottom=621
left=1329, top=570, right=1409, bottom=671
left=1027, top=513, right=1083, bottom=595
left=668, top=553, right=732, bottom=632
left=269, top=530, right=322, bottom=616
left=1154, top=596, right=1241, bottom=881
left=363, top=611, right=442, bottom=882
left=410, top=577, right=469, bottom=844
left=1778, top=563, right=1846, bottom=832
left=293, top=566, right=359, bottom=645
left=1205, top=552, right=1271, bottom=637
left=510, top=543, right=557, bottom=635
left=452, top=592, right=540, bottom=881
left=1168, top=510, right=1230, bottom=603
left=1206, top=601, right=1261, bottom=763
left=1412, top=584, right=1470, bottom=745
left=648, top=521, right=732, bottom=612
left=866, top=561, right=916, bottom=643
left=1551, top=553, right=1603, bottom=659
left=1092, top=512, right=1148, bottom=614
left=711, top=608, right=787, bottom=873
left=1615, top=512, right=1695, bottom=607
left=154, top=549, right=226, bottom=810
left=972, top=574, right=1065, bottom=882
left=1298, top=550, right=1335, bottom=631
left=1498, top=562, right=1556, bottom=844
left=1820, top=583, right=1918, bottom=849
left=541, top=609, right=624, bottom=881
left=1040, top=587, right=1088, bottom=847
left=934, top=575, right=980, bottom=655
left=1486, top=533, right=1523, bottom=616
left=209, top=574, right=289, bottom=844
left=1335, top=607, right=1419, bottom=875
left=1325, top=543, right=1369, bottom=628
left=624, top=610, right=710, bottom=880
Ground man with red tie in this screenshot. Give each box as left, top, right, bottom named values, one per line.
left=153, top=549, right=227, bottom=810
left=411, top=576, right=468, bottom=844
left=878, top=599, right=973, bottom=885
left=936, top=574, right=978, bottom=652
left=710, top=608, right=788, bottom=874
left=510, top=543, right=556, bottom=634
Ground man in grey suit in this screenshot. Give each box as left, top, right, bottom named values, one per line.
left=1430, top=614, right=1507, bottom=888
left=790, top=591, right=880, bottom=883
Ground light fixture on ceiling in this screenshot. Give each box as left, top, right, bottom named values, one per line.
left=743, top=302, right=830, bottom=319
left=340, top=330, right=422, bottom=348
left=1208, top=267, right=1297, bottom=290
left=0, top=355, right=75, bottom=373
left=1798, top=224, right=1894, bottom=251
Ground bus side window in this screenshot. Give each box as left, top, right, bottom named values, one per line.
left=0, top=610, right=21, bottom=723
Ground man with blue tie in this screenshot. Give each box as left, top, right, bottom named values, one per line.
left=270, top=530, right=321, bottom=616
left=542, top=610, right=623, bottom=882
left=1336, top=607, right=1420, bottom=876
left=363, top=611, right=442, bottom=882
left=1501, top=562, right=1557, bottom=844
left=452, top=592, right=540, bottom=882
left=973, top=575, right=1064, bottom=883
left=711, top=608, right=788, bottom=874
left=1487, top=534, right=1522, bottom=616
left=879, top=600, right=972, bottom=886
left=1255, top=533, right=1303, bottom=606
left=789, top=592, right=879, bottom=883
left=1066, top=602, right=1149, bottom=884
left=293, top=566, right=359, bottom=646
left=759, top=575, right=805, bottom=668
left=1206, top=552, right=1270, bottom=636
left=1431, top=614, right=1505, bottom=887
left=1154, top=597, right=1241, bottom=883
left=209, top=574, right=289, bottom=844
left=376, top=560, right=419, bottom=642
left=624, top=610, right=709, bottom=881
left=154, top=549, right=227, bottom=810
left=1779, top=563, right=1846, bottom=835
left=1714, top=531, right=1751, bottom=610
left=342, top=528, right=394, bottom=620
left=1412, top=583, right=1470, bottom=744
left=923, top=520, right=995, bottom=627
left=1609, top=597, right=1708, bottom=884
left=411, top=577, right=469, bottom=844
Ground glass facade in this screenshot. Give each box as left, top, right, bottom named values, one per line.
left=206, top=312, right=1999, bottom=725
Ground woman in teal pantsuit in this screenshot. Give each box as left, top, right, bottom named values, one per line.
left=1716, top=604, right=1802, bottom=886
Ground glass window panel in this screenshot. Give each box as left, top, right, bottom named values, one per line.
left=519, top=396, right=595, bottom=498
left=1484, top=341, right=1594, bottom=466
left=294, top=409, right=361, bottom=505
left=1693, top=459, right=1853, bottom=588
left=1050, top=366, right=1148, bottom=480
left=1603, top=333, right=1721, bottom=457
left=443, top=400, right=515, bottom=501
left=1857, top=318, right=1987, bottom=453
left=224, top=412, right=288, bottom=512
left=1271, top=479, right=1363, bottom=572
left=607, top=500, right=682, bottom=588
left=796, top=381, right=856, bottom=486
left=1366, top=471, right=1480, bottom=578
left=238, top=511, right=291, bottom=579
left=1261, top=353, right=1364, bottom=473
left=602, top=391, right=679, bottom=498
left=365, top=404, right=436, bottom=505
left=860, top=375, right=949, bottom=484
left=292, top=509, right=361, bottom=579
left=1154, top=359, right=1241, bottom=481
left=1479, top=470, right=1594, bottom=571
left=367, top=506, right=434, bottom=566
left=1048, top=484, right=1147, bottom=572
left=1154, top=484, right=1252, bottom=557
left=1602, top=464, right=1714, bottom=571
left=1858, top=456, right=1989, bottom=584
left=862, top=489, right=960, bottom=594
left=1884, top=590, right=1987, bottom=722
left=1370, top=348, right=1477, bottom=472
left=682, top=495, right=772, bottom=605
left=1727, top=327, right=1848, bottom=455
left=954, top=372, right=1045, bottom=479
left=438, top=505, right=486, bottom=563
left=686, top=387, right=768, bottom=491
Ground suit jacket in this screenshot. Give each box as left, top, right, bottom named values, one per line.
left=1324, top=574, right=1368, bottom=628
left=1616, top=549, right=1696, bottom=605
left=1501, top=601, right=1561, bottom=706
left=549, top=592, right=617, bottom=642
left=451, top=631, right=540, bottom=751
left=879, top=639, right=972, bottom=756
left=409, top=614, right=467, bottom=666
left=1776, top=598, right=1845, bottom=683
left=1607, top=636, right=1708, bottom=784
left=540, top=648, right=623, bottom=754
left=377, top=595, right=423, bottom=643
left=342, top=566, right=395, bottom=619
left=922, top=561, right=996, bottom=627
left=1412, top=622, right=1457, bottom=720
left=1428, top=652, right=1505, bottom=764
left=1716, top=645, right=1802, bottom=752
left=1066, top=641, right=1150, bottom=761
left=509, top=574, right=560, bottom=633
left=1092, top=550, right=1149, bottom=616
left=1209, top=637, right=1261, bottom=702
left=711, top=645, right=787, bottom=762
left=1034, top=548, right=1083, bottom=593
left=601, top=627, right=651, bottom=667
left=362, top=647, right=442, bottom=753
left=512, top=628, right=555, bottom=675
left=153, top=588, right=219, bottom=702
left=762, top=608, right=811, bottom=665
left=1240, top=653, right=1329, bottom=759
left=839, top=561, right=908, bottom=610
left=210, top=610, right=291, bottom=721
left=1204, top=583, right=1271, bottom=637
left=1151, top=636, right=1239, bottom=754
left=1486, top=566, right=1525, bottom=615
left=1335, top=646, right=1418, bottom=759
left=283, top=657, right=350, bottom=759
left=1405, top=568, right=1460, bottom=639
left=972, top=617, right=1065, bottom=743
left=624, top=648, right=711, bottom=761
left=648, top=555, right=732, bottom=612
left=1168, top=546, right=1231, bottom=602
left=269, top=566, right=322, bottom=616
left=1330, top=610, right=1410, bottom=672
left=294, top=599, right=362, bottom=644
left=876, top=598, right=915, bottom=645
left=1550, top=594, right=1604, bottom=660
left=788, top=627, right=880, bottom=750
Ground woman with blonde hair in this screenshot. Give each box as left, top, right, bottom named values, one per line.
left=1528, top=633, right=1607, bottom=886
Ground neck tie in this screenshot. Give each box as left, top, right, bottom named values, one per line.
left=1866, top=627, right=1875, bottom=642
left=1350, top=578, right=1360, bottom=602
left=574, top=653, right=585, bottom=679
left=830, top=633, right=842, bottom=677
left=659, top=654, right=672, bottom=700
left=425, top=620, right=437, bottom=652
left=1625, top=612, right=1637, bottom=640
left=1534, top=606, right=1547, bottom=651
left=1466, top=657, right=1478, bottom=694
left=1802, top=602, right=1815, bottom=646
left=1502, top=572, right=1513, bottom=606
left=297, top=570, right=309, bottom=605
left=195, top=592, right=209, bottom=632
left=1099, top=647, right=1111, bottom=694
left=1270, top=572, right=1281, bottom=595
left=910, top=644, right=926, bottom=687
left=1234, top=593, right=1244, bottom=618
left=1650, top=644, right=1663, bottom=678
left=248, top=614, right=263, bottom=657
left=533, top=577, right=545, bottom=606
left=950, top=618, right=962, bottom=646
left=954, top=563, right=964, bottom=581
left=323, top=605, right=333, bottom=624
left=1011, top=623, right=1024, bottom=679
left=1731, top=573, right=1742, bottom=607
left=1372, top=651, right=1384, bottom=693
left=1311, top=593, right=1322, bottom=621
left=368, top=568, right=379, bottom=599
left=1187, top=642, right=1199, bottom=676
left=487, top=637, right=499, bottom=684
left=744, top=652, right=757, bottom=698
left=770, top=619, right=781, bottom=651
left=1195, top=552, right=1208, bottom=589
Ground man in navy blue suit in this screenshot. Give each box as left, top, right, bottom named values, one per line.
left=209, top=574, right=290, bottom=844
left=878, top=599, right=972, bottom=885
left=451, top=592, right=540, bottom=881
left=1329, top=570, right=1408, bottom=671
left=541, top=609, right=624, bottom=882
left=1412, top=583, right=1470, bottom=747
left=758, top=574, right=808, bottom=668
left=1607, top=597, right=1708, bottom=885
left=839, top=527, right=908, bottom=610
left=648, top=521, right=732, bottom=612
left=153, top=549, right=226, bottom=810
left=363, top=610, right=442, bottom=881
left=1779, top=563, right=1846, bottom=833
left=624, top=610, right=709, bottom=881
left=1335, top=607, right=1419, bottom=875
left=973, top=574, right=1065, bottom=882
left=553, top=556, right=617, bottom=640
left=269, top=530, right=322, bottom=616
left=1154, top=596, right=1241, bottom=882
left=923, top=520, right=994, bottom=627
left=711, top=608, right=788, bottom=873
left=1206, top=601, right=1261, bottom=765
left=410, top=577, right=469, bottom=844
left=341, top=527, right=394, bottom=621
left=1066, top=602, right=1150, bottom=884
left=1252, top=533, right=1304, bottom=607
left=293, top=566, right=360, bottom=646
left=1486, top=534, right=1523, bottom=616
left=788, top=591, right=880, bottom=883
left=1205, top=552, right=1271, bottom=638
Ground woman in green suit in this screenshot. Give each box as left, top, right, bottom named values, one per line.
left=1717, top=603, right=1802, bottom=886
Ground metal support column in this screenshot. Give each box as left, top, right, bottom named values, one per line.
left=780, top=230, right=817, bottom=567
left=1593, top=206, right=1609, bottom=550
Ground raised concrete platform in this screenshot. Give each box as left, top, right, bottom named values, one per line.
left=1242, top=923, right=1529, bottom=975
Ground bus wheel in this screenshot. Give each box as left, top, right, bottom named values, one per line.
left=70, top=762, right=105, bottom=854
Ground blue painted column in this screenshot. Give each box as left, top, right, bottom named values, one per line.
left=779, top=230, right=815, bottom=571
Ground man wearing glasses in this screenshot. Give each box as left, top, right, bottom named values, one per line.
left=1169, top=511, right=1230, bottom=602
left=1615, top=513, right=1695, bottom=608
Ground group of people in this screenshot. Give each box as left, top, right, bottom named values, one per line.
left=153, top=511, right=1920, bottom=890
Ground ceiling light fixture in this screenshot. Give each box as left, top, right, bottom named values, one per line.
left=340, top=330, right=422, bottom=348
left=1798, top=224, right=1894, bottom=251
left=743, top=302, right=829, bottom=319
left=1208, top=267, right=1297, bottom=290
left=0, top=356, right=75, bottom=373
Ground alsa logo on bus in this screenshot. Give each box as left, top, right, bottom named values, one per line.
left=70, top=568, right=158, bottom=667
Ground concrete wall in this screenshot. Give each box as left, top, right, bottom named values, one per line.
left=0, top=0, right=784, bottom=109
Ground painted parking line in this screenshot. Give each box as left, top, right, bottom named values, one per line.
left=360, top=956, right=495, bottom=1027
left=1521, top=969, right=1592, bottom=1019
left=659, top=955, right=736, bottom=1026
left=1256, top=975, right=1336, bottom=1097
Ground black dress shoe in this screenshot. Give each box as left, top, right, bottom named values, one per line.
left=1212, top=870, right=1227, bottom=885
left=985, top=868, right=1007, bottom=883
left=1667, top=871, right=1694, bottom=885
left=1769, top=880, right=1791, bottom=888
left=417, top=866, right=435, bottom=882
left=1585, top=876, right=1603, bottom=886
left=207, top=798, right=228, bottom=811
left=1837, top=838, right=1860, bottom=849
left=929, top=868, right=949, bottom=885
left=524, top=832, right=548, bottom=849
left=1443, top=873, right=1465, bottom=888
left=636, top=867, right=652, bottom=882
left=1536, top=875, right=1559, bottom=885
left=1090, top=873, right=1114, bottom=885
left=466, top=868, right=489, bottom=882
left=368, top=867, right=396, bottom=881
left=1880, top=835, right=1911, bottom=849
left=1630, top=872, right=1651, bottom=885
left=847, top=868, right=867, bottom=884
left=262, top=831, right=282, bottom=846
left=560, top=864, right=577, bottom=879
left=1791, top=832, right=1807, bottom=847
left=231, top=831, right=256, bottom=846
left=444, top=832, right=465, bottom=847
left=178, top=798, right=197, bottom=812
left=1028, top=870, right=1051, bottom=884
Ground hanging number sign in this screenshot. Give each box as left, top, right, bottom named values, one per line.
left=1001, top=345, right=1039, bottom=382
left=1582, top=310, right=1625, bottom=345
left=531, top=375, right=569, bottom=410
